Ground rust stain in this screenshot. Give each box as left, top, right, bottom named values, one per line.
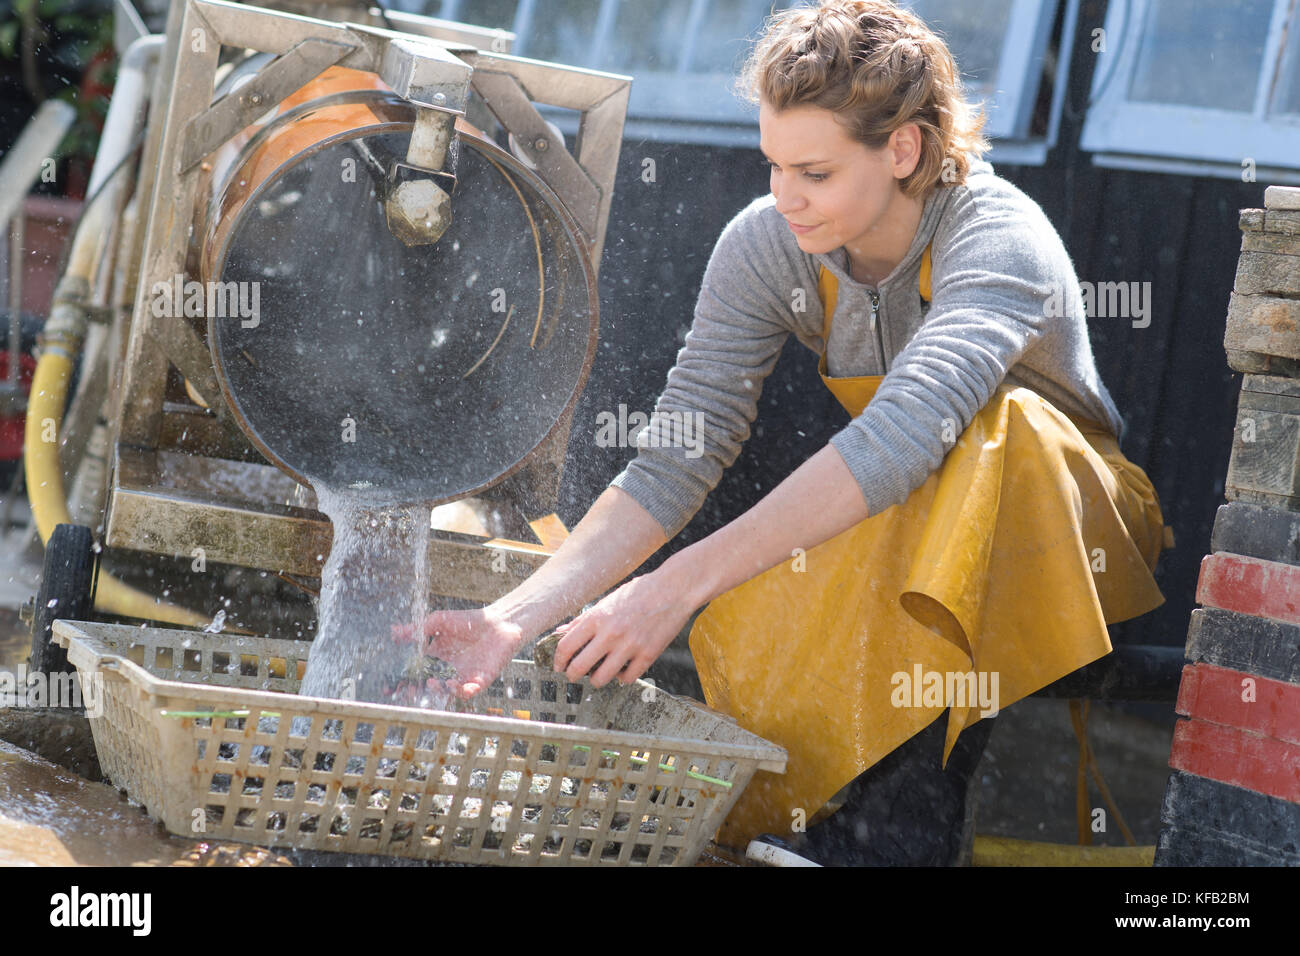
left=1259, top=301, right=1298, bottom=333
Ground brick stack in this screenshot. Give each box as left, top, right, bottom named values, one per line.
left=1155, top=185, right=1300, bottom=866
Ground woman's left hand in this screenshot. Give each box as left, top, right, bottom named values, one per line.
left=551, top=565, right=701, bottom=688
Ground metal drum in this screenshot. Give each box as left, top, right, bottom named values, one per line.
left=200, top=68, right=598, bottom=505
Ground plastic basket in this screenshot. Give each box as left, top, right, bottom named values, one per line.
left=53, top=620, right=785, bottom=866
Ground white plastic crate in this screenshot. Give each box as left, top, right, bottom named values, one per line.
left=54, top=620, right=785, bottom=866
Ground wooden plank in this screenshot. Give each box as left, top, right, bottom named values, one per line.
left=1234, top=251, right=1300, bottom=296
left=1187, top=607, right=1300, bottom=684
left=1210, top=501, right=1300, bottom=565
left=1168, top=718, right=1300, bottom=802
left=1223, top=292, right=1300, bottom=361
left=1266, top=185, right=1300, bottom=211
left=527, top=513, right=570, bottom=552
left=1225, top=375, right=1300, bottom=506
left=1240, top=231, right=1300, bottom=256
left=1242, top=373, right=1300, bottom=399
left=1264, top=209, right=1300, bottom=236
left=1225, top=349, right=1300, bottom=377
left=1227, top=487, right=1300, bottom=511
left=1159, top=770, right=1300, bottom=853
left=1174, top=663, right=1300, bottom=745
left=1196, top=552, right=1300, bottom=626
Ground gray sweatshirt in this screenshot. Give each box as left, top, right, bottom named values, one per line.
left=608, top=156, right=1125, bottom=540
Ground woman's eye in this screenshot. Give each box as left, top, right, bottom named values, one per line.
left=764, top=160, right=827, bottom=183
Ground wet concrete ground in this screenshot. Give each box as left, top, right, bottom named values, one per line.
left=971, top=697, right=1176, bottom=847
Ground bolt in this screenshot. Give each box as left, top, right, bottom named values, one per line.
left=534, top=136, right=548, bottom=151
left=433, top=92, right=446, bottom=103
left=248, top=92, right=264, bottom=106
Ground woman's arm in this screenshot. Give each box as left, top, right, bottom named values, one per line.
left=492, top=485, right=669, bottom=638
left=415, top=486, right=667, bottom=698
left=552, top=440, right=869, bottom=687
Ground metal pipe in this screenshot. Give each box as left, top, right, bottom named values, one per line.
left=0, top=99, right=72, bottom=402
left=0, top=99, right=75, bottom=236
left=24, top=31, right=209, bottom=629
left=7, top=215, right=22, bottom=391
left=87, top=35, right=163, bottom=198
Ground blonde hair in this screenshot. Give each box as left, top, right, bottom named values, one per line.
left=735, top=0, right=990, bottom=198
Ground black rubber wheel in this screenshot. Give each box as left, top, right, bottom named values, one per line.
left=29, top=523, right=97, bottom=676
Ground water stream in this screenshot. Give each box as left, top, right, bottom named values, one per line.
left=298, top=486, right=451, bottom=711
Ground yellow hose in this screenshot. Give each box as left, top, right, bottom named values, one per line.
left=24, top=344, right=210, bottom=629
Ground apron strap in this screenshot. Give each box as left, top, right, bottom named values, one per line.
left=818, top=241, right=935, bottom=343
left=920, top=242, right=933, bottom=302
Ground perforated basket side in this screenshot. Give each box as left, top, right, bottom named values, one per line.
left=165, top=700, right=758, bottom=865
left=54, top=620, right=787, bottom=866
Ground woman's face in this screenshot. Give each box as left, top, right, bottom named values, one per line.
left=759, top=100, right=921, bottom=257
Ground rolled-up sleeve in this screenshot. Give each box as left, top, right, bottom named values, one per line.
left=609, top=203, right=793, bottom=539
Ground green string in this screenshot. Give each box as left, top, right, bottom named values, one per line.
left=571, top=744, right=732, bottom=788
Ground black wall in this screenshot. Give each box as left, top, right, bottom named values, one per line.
left=558, top=0, right=1257, bottom=653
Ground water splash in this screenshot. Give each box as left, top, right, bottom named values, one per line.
left=298, top=485, right=450, bottom=711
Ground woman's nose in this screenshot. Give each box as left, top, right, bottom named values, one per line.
left=772, top=176, right=806, bottom=216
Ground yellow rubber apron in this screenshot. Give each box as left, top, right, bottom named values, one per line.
left=689, top=244, right=1172, bottom=849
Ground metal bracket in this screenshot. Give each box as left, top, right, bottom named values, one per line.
left=180, top=37, right=356, bottom=172
left=379, top=37, right=472, bottom=112
left=458, top=48, right=630, bottom=268
left=388, top=160, right=457, bottom=190
left=471, top=70, right=601, bottom=242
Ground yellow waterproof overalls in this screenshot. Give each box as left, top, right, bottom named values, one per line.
left=689, top=244, right=1173, bottom=849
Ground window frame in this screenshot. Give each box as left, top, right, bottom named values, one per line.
left=439, top=0, right=1072, bottom=162
left=1079, top=0, right=1300, bottom=182
left=908, top=0, right=1058, bottom=141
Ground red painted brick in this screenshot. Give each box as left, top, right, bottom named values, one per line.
left=1169, top=719, right=1300, bottom=803
left=1175, top=663, right=1300, bottom=745
left=1196, top=553, right=1300, bottom=626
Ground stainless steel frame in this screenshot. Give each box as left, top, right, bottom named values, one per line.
left=98, top=0, right=630, bottom=601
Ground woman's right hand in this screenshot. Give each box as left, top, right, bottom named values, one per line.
left=392, top=606, right=526, bottom=699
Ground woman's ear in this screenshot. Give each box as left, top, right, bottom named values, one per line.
left=888, top=123, right=923, bottom=181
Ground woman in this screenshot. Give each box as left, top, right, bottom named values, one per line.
left=413, top=0, right=1171, bottom=864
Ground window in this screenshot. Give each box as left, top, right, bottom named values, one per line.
left=908, top=0, right=1055, bottom=141
left=397, top=0, right=1071, bottom=156
left=1080, top=0, right=1300, bottom=182
left=908, top=0, right=1075, bottom=165
left=436, top=0, right=793, bottom=137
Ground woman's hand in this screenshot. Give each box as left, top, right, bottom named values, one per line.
left=392, top=606, right=525, bottom=699
left=551, top=566, right=700, bottom=688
